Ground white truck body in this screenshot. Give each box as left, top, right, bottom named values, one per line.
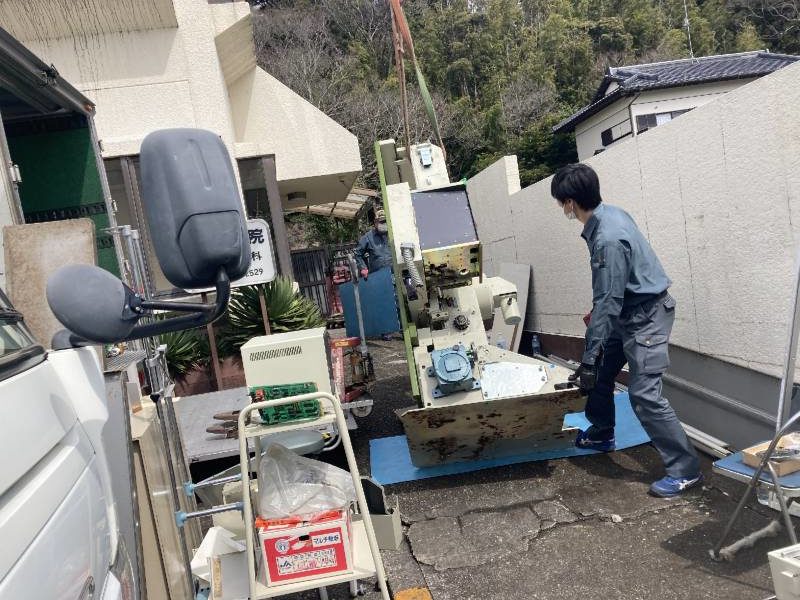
left=0, top=295, right=125, bottom=600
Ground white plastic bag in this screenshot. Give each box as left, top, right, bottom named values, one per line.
left=257, top=444, right=356, bottom=519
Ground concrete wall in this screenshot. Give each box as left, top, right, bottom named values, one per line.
left=575, top=79, right=756, bottom=160
left=468, top=60, right=800, bottom=380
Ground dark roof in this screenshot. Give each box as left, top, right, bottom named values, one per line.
left=554, top=50, right=799, bottom=133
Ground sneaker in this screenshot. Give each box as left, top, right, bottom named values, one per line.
left=575, top=430, right=615, bottom=452
left=649, top=473, right=704, bottom=498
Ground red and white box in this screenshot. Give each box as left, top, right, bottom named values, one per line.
left=256, top=509, right=353, bottom=586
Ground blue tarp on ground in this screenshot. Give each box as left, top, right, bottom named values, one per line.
left=369, top=392, right=650, bottom=485
left=339, top=267, right=400, bottom=338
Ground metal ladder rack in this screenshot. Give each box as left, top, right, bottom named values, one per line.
left=236, top=392, right=391, bottom=599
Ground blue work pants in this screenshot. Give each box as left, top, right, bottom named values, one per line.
left=584, top=294, right=700, bottom=479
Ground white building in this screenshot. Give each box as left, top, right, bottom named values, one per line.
left=0, top=0, right=362, bottom=295
left=555, top=51, right=799, bottom=161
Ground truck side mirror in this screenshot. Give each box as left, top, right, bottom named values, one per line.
left=46, top=128, right=248, bottom=347
left=140, top=128, right=249, bottom=289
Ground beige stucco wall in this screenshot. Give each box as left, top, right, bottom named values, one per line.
left=228, top=67, right=362, bottom=201
left=575, top=79, right=757, bottom=161
left=468, top=60, right=800, bottom=379
left=9, top=0, right=238, bottom=158
left=2, top=0, right=361, bottom=202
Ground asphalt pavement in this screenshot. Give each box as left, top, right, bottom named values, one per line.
left=287, top=337, right=789, bottom=600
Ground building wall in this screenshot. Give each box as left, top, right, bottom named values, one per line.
left=574, top=79, right=757, bottom=160
left=574, top=101, right=633, bottom=161
left=468, top=60, right=800, bottom=380
left=5, top=0, right=361, bottom=205
left=14, top=0, right=238, bottom=158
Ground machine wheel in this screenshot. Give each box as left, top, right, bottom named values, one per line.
left=351, top=404, right=373, bottom=418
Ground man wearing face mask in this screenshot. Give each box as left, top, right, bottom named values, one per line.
left=354, top=208, right=392, bottom=280
left=551, top=163, right=702, bottom=498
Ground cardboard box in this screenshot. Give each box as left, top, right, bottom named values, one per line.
left=257, top=509, right=352, bottom=586
left=742, top=436, right=800, bottom=476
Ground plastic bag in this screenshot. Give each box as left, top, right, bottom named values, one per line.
left=257, top=444, right=356, bottom=519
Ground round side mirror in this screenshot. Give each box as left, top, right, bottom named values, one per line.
left=46, top=265, right=141, bottom=343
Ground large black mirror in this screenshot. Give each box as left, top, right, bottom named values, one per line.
left=140, top=128, right=249, bottom=289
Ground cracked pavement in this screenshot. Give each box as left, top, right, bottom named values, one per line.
left=288, top=338, right=793, bottom=599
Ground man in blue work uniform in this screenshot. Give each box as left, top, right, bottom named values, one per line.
left=353, top=208, right=396, bottom=340
left=551, top=163, right=702, bottom=498
left=354, top=208, right=392, bottom=279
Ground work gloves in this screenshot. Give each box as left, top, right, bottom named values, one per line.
left=569, top=363, right=597, bottom=393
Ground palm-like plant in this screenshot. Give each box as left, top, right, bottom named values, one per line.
left=220, top=276, right=325, bottom=354
left=157, top=326, right=203, bottom=379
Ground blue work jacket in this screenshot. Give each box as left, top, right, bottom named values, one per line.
left=581, top=203, right=671, bottom=365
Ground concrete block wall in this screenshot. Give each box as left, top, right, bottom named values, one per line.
left=467, top=61, right=800, bottom=379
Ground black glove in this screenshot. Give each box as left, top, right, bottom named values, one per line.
left=568, top=363, right=597, bottom=393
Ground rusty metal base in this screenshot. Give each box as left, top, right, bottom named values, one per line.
left=398, top=387, right=585, bottom=467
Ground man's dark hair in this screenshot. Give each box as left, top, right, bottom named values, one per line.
left=551, top=164, right=603, bottom=210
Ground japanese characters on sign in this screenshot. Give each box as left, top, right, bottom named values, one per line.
left=238, top=218, right=276, bottom=287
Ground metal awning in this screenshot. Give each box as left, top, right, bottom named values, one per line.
left=0, top=27, right=94, bottom=118
left=290, top=188, right=377, bottom=220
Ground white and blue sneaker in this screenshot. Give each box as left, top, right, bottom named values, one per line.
left=575, top=430, right=615, bottom=452
left=649, top=473, right=704, bottom=498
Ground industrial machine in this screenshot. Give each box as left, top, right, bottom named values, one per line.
left=377, top=139, right=585, bottom=467
left=241, top=327, right=374, bottom=432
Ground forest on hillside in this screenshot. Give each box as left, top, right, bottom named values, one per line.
left=249, top=0, right=798, bottom=189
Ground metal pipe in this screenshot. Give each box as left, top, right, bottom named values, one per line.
left=186, top=474, right=242, bottom=496
left=711, top=408, right=800, bottom=557
left=348, top=256, right=369, bottom=356
left=176, top=502, right=243, bottom=527
left=151, top=393, right=195, bottom=596
left=767, top=462, right=797, bottom=545
left=776, top=247, right=800, bottom=432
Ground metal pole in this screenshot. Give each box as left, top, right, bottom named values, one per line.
left=348, top=257, right=369, bottom=357
left=201, top=291, right=224, bottom=391
left=151, top=393, right=195, bottom=597
left=259, top=287, right=272, bottom=335
left=775, top=246, right=800, bottom=432
left=177, top=502, right=243, bottom=526
left=767, top=462, right=797, bottom=545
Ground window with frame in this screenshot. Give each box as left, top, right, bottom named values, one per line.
left=599, top=120, right=633, bottom=148
left=636, top=108, right=691, bottom=134
left=0, top=289, right=44, bottom=381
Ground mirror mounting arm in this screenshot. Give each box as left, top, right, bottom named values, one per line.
left=139, top=297, right=221, bottom=315
left=52, top=269, right=231, bottom=349
left=124, top=268, right=230, bottom=340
